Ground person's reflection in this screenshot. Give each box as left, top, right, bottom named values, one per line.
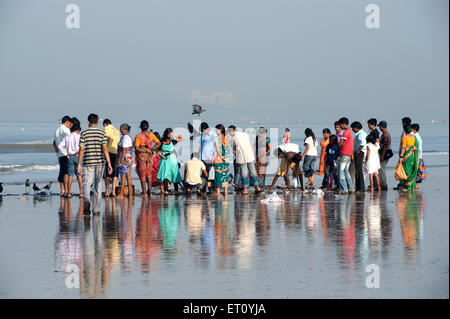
left=80, top=208, right=106, bottom=298
left=200, top=201, right=216, bottom=268
left=397, top=192, right=423, bottom=262
left=55, top=198, right=83, bottom=291
left=255, top=201, right=271, bottom=247
left=213, top=201, right=232, bottom=259
left=232, top=196, right=256, bottom=270
left=158, top=200, right=180, bottom=256
left=119, top=198, right=133, bottom=273
left=135, top=198, right=162, bottom=274
left=102, top=198, right=120, bottom=281
left=365, top=191, right=382, bottom=253
left=335, top=196, right=357, bottom=279
left=277, top=193, right=301, bottom=231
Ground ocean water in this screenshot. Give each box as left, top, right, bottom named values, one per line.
left=0, top=120, right=448, bottom=186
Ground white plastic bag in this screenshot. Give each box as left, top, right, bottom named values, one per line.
left=260, top=192, right=284, bottom=204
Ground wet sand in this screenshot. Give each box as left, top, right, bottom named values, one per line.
left=0, top=167, right=448, bottom=298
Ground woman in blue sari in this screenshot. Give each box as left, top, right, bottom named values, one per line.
left=213, top=124, right=232, bottom=195
left=157, top=128, right=183, bottom=195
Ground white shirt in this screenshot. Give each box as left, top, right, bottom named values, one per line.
left=233, top=131, right=255, bottom=164
left=304, top=137, right=318, bottom=156
left=279, top=143, right=300, bottom=153
left=118, top=135, right=133, bottom=148
left=58, top=132, right=80, bottom=156
left=55, top=124, right=71, bottom=158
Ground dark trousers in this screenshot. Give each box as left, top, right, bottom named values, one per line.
left=58, top=156, right=68, bottom=183
left=354, top=151, right=365, bottom=192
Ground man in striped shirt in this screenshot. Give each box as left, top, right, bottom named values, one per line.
left=77, top=113, right=113, bottom=214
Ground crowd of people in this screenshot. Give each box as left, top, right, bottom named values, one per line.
left=53, top=113, right=426, bottom=214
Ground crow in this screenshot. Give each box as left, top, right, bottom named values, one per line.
left=192, top=104, right=206, bottom=116
left=43, top=182, right=52, bottom=191
left=0, top=183, right=3, bottom=194
left=33, top=183, right=41, bottom=192
left=25, top=179, right=31, bottom=191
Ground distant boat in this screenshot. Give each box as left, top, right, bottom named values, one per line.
left=431, top=120, right=440, bottom=124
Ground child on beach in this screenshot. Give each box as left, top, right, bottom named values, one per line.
left=321, top=134, right=339, bottom=190
left=365, top=135, right=381, bottom=191
left=58, top=117, right=82, bottom=198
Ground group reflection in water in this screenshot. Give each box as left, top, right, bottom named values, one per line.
left=55, top=191, right=426, bottom=297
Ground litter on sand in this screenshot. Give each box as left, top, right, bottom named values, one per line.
left=260, top=192, right=284, bottom=204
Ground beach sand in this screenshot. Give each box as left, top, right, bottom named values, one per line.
left=0, top=167, right=448, bottom=298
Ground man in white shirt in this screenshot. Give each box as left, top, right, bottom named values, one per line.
left=228, top=126, right=262, bottom=194
left=184, top=153, right=208, bottom=194
left=54, top=116, right=73, bottom=196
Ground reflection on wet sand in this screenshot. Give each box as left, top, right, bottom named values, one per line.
left=54, top=190, right=426, bottom=297
left=397, top=192, right=425, bottom=262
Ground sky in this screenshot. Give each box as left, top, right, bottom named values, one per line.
left=0, top=0, right=448, bottom=124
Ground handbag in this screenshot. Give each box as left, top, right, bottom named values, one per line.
left=394, top=162, right=407, bottom=180
left=383, top=149, right=393, bottom=161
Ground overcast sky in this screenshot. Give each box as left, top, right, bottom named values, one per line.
left=0, top=0, right=448, bottom=124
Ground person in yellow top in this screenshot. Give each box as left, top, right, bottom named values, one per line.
left=135, top=120, right=161, bottom=197
left=398, top=125, right=419, bottom=192
left=103, top=119, right=121, bottom=197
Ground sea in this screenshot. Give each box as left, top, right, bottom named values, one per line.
left=0, top=120, right=448, bottom=187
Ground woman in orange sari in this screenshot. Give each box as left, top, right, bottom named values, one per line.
left=135, top=121, right=161, bottom=197
left=318, top=128, right=330, bottom=176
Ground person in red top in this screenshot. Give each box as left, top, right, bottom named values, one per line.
left=337, top=117, right=355, bottom=194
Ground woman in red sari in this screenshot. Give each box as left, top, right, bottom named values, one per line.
left=135, top=121, right=161, bottom=197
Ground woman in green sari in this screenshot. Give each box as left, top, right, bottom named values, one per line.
left=213, top=124, right=232, bottom=195
left=398, top=126, right=419, bottom=192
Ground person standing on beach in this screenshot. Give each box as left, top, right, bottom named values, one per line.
left=411, top=123, right=426, bottom=185
left=103, top=119, right=120, bottom=197
left=58, top=117, right=82, bottom=198
left=135, top=120, right=161, bottom=197
left=395, top=117, right=412, bottom=190
left=117, top=124, right=134, bottom=199
left=228, top=125, right=261, bottom=194
left=351, top=121, right=367, bottom=193
left=337, top=117, right=355, bottom=194
left=318, top=128, right=330, bottom=177
left=334, top=121, right=343, bottom=142
left=77, top=114, right=113, bottom=214
left=199, top=122, right=217, bottom=193
left=367, top=118, right=380, bottom=144
left=54, top=116, right=73, bottom=196
left=378, top=121, right=392, bottom=190
left=321, top=134, right=340, bottom=190
left=213, top=124, right=232, bottom=195
left=254, top=127, right=271, bottom=188
left=301, top=128, right=319, bottom=189
left=283, top=128, right=291, bottom=144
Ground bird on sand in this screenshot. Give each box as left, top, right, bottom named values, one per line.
left=33, top=183, right=41, bottom=192
left=192, top=104, right=206, bottom=116
left=0, top=183, right=3, bottom=194
left=43, top=182, right=52, bottom=191
left=25, top=179, right=31, bottom=192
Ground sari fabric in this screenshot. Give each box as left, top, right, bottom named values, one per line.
left=318, top=138, right=329, bottom=175
left=135, top=131, right=159, bottom=181
left=401, top=135, right=419, bottom=191
left=213, top=136, right=232, bottom=188
left=157, top=142, right=182, bottom=183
